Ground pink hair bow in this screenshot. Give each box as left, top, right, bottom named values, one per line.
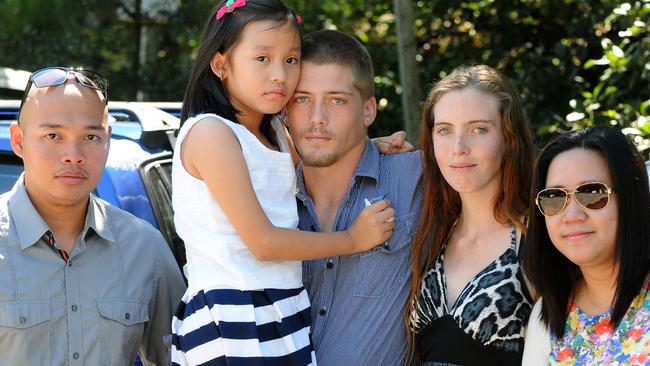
left=216, top=0, right=247, bottom=20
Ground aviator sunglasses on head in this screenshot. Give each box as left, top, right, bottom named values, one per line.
left=535, top=182, right=615, bottom=217
left=18, top=67, right=109, bottom=117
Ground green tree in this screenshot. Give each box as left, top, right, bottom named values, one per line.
left=564, top=1, right=650, bottom=157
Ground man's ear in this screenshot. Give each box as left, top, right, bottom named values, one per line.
left=209, top=52, right=229, bottom=81
left=9, top=123, right=24, bottom=159
left=363, top=97, right=377, bottom=128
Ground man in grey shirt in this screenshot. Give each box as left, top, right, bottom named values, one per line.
left=0, top=67, right=186, bottom=365
left=287, top=31, right=423, bottom=365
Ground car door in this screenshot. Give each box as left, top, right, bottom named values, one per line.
left=138, top=152, right=186, bottom=270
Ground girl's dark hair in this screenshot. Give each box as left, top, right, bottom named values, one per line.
left=405, top=65, right=535, bottom=358
left=180, top=0, right=300, bottom=145
left=522, top=127, right=650, bottom=337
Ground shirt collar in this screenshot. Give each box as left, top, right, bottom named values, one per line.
left=9, top=175, right=49, bottom=250
left=8, top=175, right=115, bottom=250
left=354, top=139, right=381, bottom=182
left=297, top=138, right=380, bottom=202
left=85, top=194, right=116, bottom=243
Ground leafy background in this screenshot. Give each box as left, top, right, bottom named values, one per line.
left=1, top=0, right=648, bottom=155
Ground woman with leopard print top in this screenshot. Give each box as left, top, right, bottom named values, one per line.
left=405, top=65, right=535, bottom=366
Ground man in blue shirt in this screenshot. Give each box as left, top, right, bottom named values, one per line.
left=287, top=30, right=423, bottom=365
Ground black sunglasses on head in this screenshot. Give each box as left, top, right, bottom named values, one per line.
left=18, top=67, right=109, bottom=117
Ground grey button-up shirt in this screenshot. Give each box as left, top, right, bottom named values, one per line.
left=297, top=140, right=423, bottom=366
left=0, top=177, right=186, bottom=366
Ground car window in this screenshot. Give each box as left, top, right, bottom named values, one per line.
left=139, top=153, right=187, bottom=271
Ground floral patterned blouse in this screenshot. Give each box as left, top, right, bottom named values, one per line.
left=550, top=284, right=650, bottom=365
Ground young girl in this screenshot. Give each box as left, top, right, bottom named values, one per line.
left=170, top=1, right=395, bottom=365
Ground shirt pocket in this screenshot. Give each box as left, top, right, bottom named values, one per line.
left=0, top=300, right=52, bottom=366
left=97, top=298, right=149, bottom=366
left=353, top=212, right=415, bottom=298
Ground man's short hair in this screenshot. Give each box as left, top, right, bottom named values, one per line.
left=301, top=30, right=375, bottom=100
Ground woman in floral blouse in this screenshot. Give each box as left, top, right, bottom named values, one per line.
left=521, top=127, right=650, bottom=365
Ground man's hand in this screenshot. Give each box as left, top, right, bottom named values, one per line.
left=372, top=131, right=415, bottom=154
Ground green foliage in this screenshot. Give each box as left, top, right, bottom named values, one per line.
left=0, top=0, right=213, bottom=101
left=1, top=0, right=648, bottom=155
left=563, top=1, right=650, bottom=156
left=1, top=1, right=132, bottom=98
left=408, top=0, right=617, bottom=145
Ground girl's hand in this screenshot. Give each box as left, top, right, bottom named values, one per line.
left=372, top=131, right=415, bottom=154
left=347, top=200, right=395, bottom=252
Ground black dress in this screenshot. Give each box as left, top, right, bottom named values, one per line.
left=409, top=225, right=532, bottom=366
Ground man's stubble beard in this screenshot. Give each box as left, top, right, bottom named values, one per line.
left=298, top=149, right=340, bottom=168
left=295, top=128, right=341, bottom=168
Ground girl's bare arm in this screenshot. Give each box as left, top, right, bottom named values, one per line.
left=181, top=117, right=395, bottom=261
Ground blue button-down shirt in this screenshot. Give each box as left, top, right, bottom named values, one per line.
left=297, top=140, right=423, bottom=366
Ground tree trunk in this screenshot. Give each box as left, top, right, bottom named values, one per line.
left=393, top=0, right=422, bottom=145
left=132, top=0, right=142, bottom=100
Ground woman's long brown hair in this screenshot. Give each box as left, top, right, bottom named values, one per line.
left=404, top=65, right=535, bottom=362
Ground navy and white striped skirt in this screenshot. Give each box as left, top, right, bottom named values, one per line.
left=171, top=287, right=316, bottom=366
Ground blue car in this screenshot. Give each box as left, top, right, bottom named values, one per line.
left=0, top=100, right=185, bottom=268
